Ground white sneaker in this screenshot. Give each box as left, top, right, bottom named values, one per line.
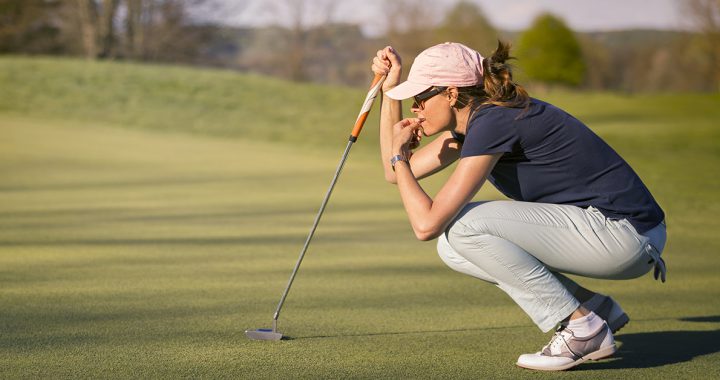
left=516, top=322, right=616, bottom=371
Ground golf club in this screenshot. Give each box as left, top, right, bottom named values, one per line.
left=246, top=73, right=386, bottom=341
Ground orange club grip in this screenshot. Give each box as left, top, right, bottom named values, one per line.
left=350, top=73, right=386, bottom=140
left=351, top=112, right=371, bottom=140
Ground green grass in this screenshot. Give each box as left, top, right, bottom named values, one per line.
left=0, top=56, right=372, bottom=151
left=1, top=56, right=720, bottom=378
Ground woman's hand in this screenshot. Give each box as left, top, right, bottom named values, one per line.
left=372, top=46, right=402, bottom=92
left=392, top=118, right=423, bottom=157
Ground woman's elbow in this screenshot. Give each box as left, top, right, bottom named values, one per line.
left=413, top=225, right=442, bottom=241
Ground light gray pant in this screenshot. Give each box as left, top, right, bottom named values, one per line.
left=437, top=201, right=667, bottom=332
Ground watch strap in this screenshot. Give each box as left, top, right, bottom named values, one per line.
left=390, top=154, right=407, bottom=171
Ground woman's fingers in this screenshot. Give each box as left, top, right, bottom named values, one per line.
left=372, top=49, right=389, bottom=73
left=373, top=46, right=402, bottom=91
left=392, top=119, right=423, bottom=147
left=409, top=132, right=422, bottom=149
left=409, top=125, right=423, bottom=149
left=392, top=118, right=419, bottom=132
left=383, top=46, right=401, bottom=67
left=372, top=56, right=390, bottom=75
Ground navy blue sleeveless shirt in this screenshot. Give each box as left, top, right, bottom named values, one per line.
left=459, top=98, right=664, bottom=234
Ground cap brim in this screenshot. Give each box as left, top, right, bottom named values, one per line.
left=385, top=81, right=431, bottom=100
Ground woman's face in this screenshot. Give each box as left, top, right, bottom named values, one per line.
left=411, top=87, right=456, bottom=136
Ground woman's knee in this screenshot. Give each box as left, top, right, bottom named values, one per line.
left=436, top=232, right=465, bottom=269
left=436, top=233, right=497, bottom=283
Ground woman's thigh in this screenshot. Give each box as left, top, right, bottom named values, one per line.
left=447, top=201, right=657, bottom=279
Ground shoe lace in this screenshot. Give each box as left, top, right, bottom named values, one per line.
left=542, top=326, right=575, bottom=356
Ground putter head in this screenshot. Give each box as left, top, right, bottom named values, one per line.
left=245, top=328, right=283, bottom=341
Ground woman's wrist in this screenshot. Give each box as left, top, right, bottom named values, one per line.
left=389, top=153, right=409, bottom=172
left=392, top=141, right=407, bottom=153
left=383, top=84, right=397, bottom=92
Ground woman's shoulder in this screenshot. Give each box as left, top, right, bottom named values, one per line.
left=472, top=97, right=545, bottom=121
left=469, top=98, right=571, bottom=136
left=469, top=106, right=504, bottom=131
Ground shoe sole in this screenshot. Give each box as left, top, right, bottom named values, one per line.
left=516, top=344, right=617, bottom=371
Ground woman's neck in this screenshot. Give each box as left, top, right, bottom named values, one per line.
left=453, top=105, right=473, bottom=135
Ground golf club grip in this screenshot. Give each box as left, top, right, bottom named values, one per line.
left=350, top=73, right=386, bottom=140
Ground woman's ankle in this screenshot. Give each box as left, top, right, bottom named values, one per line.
left=569, top=306, right=590, bottom=321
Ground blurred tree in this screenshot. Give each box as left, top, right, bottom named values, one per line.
left=384, top=0, right=439, bottom=62
left=515, top=13, right=585, bottom=87
left=577, top=34, right=613, bottom=90
left=285, top=0, right=309, bottom=81
left=303, top=23, right=370, bottom=85
left=434, top=1, right=497, bottom=54
left=123, top=0, right=184, bottom=61
left=249, top=0, right=338, bottom=81
left=382, top=0, right=440, bottom=84
left=98, top=0, right=119, bottom=58
left=0, top=0, right=65, bottom=54
left=74, top=0, right=119, bottom=59
left=577, top=30, right=701, bottom=93
left=682, top=0, right=720, bottom=91
left=75, top=0, right=97, bottom=58
left=0, top=0, right=241, bottom=65
left=125, top=0, right=143, bottom=58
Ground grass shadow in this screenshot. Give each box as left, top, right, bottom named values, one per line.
left=286, top=324, right=533, bottom=341
left=290, top=315, right=720, bottom=371
left=679, top=315, right=720, bottom=323
left=580, top=315, right=720, bottom=370
left=579, top=329, right=720, bottom=370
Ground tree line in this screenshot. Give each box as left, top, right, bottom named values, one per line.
left=0, top=0, right=217, bottom=62
left=1, top=0, right=717, bottom=92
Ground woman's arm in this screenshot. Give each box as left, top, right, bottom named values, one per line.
left=394, top=154, right=500, bottom=240
left=373, top=47, right=461, bottom=184
left=406, top=130, right=463, bottom=181
left=382, top=119, right=462, bottom=184
left=378, top=89, right=403, bottom=181
left=392, top=122, right=501, bottom=241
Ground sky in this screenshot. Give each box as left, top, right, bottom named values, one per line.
left=220, top=0, right=690, bottom=34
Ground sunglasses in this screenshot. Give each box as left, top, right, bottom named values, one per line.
left=413, top=86, right=447, bottom=110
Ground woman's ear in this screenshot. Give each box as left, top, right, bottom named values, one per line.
left=446, top=86, right=459, bottom=107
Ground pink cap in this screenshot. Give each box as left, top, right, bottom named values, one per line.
left=385, top=42, right=485, bottom=100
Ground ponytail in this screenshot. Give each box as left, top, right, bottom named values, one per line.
left=481, top=40, right=530, bottom=109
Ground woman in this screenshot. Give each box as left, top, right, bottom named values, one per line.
left=371, top=42, right=666, bottom=371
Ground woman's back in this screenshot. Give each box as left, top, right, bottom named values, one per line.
left=464, top=98, right=664, bottom=233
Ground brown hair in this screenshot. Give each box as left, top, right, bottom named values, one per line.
left=482, top=40, right=529, bottom=108
left=455, top=40, right=530, bottom=114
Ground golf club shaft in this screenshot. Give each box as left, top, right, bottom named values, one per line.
left=272, top=74, right=386, bottom=326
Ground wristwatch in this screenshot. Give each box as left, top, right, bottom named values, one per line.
left=390, top=154, right=408, bottom=171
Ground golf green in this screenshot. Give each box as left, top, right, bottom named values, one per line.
left=1, top=57, right=719, bottom=378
